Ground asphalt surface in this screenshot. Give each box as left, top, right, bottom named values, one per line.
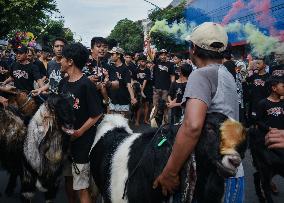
left=1, top=123, right=284, bottom=203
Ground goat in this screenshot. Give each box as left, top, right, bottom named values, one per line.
left=89, top=112, right=246, bottom=203
left=130, top=81, right=142, bottom=121
left=20, top=93, right=74, bottom=202
left=0, top=104, right=27, bottom=197
left=250, top=127, right=284, bottom=203
left=150, top=98, right=167, bottom=128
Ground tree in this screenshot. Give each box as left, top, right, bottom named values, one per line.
left=39, top=19, right=74, bottom=47
left=0, top=0, right=57, bottom=38
left=148, top=0, right=186, bottom=23
left=108, top=19, right=144, bottom=53
left=148, top=0, right=188, bottom=53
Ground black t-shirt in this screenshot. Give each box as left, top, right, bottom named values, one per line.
left=256, top=99, right=284, bottom=130
left=169, top=81, right=187, bottom=103
left=10, top=61, right=41, bottom=91
left=125, top=62, right=137, bottom=80
left=223, top=60, right=236, bottom=79
left=153, top=61, right=174, bottom=90
left=247, top=73, right=270, bottom=114
left=34, top=59, right=47, bottom=78
left=270, top=64, right=284, bottom=77
left=58, top=75, right=104, bottom=163
left=135, top=67, right=151, bottom=94
left=84, top=58, right=117, bottom=82
left=109, top=64, right=131, bottom=105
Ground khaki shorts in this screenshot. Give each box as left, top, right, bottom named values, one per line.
left=153, top=88, right=168, bottom=106
left=72, top=162, right=90, bottom=191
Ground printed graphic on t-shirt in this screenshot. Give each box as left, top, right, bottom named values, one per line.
left=137, top=72, right=146, bottom=79
left=253, top=79, right=265, bottom=86
left=116, top=72, right=122, bottom=80
left=49, top=69, right=62, bottom=83
left=267, top=107, right=284, bottom=117
left=272, top=69, right=284, bottom=76
left=13, top=70, right=28, bottom=79
left=71, top=94, right=80, bottom=110
left=158, top=65, right=169, bottom=72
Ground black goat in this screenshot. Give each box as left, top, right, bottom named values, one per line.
left=250, top=127, right=284, bottom=203
left=89, top=112, right=246, bottom=203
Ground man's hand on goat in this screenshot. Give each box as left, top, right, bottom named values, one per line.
left=153, top=169, right=180, bottom=196
left=265, top=128, right=284, bottom=149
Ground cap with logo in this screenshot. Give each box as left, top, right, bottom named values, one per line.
left=108, top=47, right=125, bottom=55
left=16, top=45, right=28, bottom=53
left=188, top=22, right=228, bottom=53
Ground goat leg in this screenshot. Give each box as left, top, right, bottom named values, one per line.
left=5, top=172, right=18, bottom=196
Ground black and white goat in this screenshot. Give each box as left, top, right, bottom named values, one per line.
left=89, top=112, right=246, bottom=203
left=21, top=93, right=74, bottom=202
left=250, top=127, right=284, bottom=203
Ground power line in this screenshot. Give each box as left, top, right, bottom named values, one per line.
left=143, top=0, right=162, bottom=10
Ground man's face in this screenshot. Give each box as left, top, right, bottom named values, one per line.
left=92, top=43, right=108, bottom=58
left=273, top=82, right=284, bottom=96
left=173, top=56, right=181, bottom=65
left=256, top=60, right=265, bottom=71
left=275, top=53, right=284, bottom=64
left=138, top=60, right=146, bottom=68
left=60, top=57, right=70, bottom=73
left=27, top=50, right=34, bottom=62
left=16, top=52, right=27, bottom=62
left=41, top=51, right=49, bottom=60
left=124, top=55, right=132, bottom=64
left=53, top=40, right=65, bottom=58
left=159, top=53, right=167, bottom=62
left=111, top=53, right=120, bottom=63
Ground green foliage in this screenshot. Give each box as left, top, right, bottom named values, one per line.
left=0, top=0, right=57, bottom=37
left=108, top=19, right=144, bottom=53
left=148, top=0, right=186, bottom=23
left=39, top=19, right=74, bottom=47
left=148, top=0, right=188, bottom=53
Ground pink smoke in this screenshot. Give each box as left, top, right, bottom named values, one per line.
left=222, top=0, right=245, bottom=25
left=249, top=0, right=276, bottom=31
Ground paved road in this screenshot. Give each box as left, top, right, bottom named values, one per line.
left=1, top=124, right=284, bottom=203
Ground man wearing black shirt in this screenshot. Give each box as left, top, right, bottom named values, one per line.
left=124, top=52, right=137, bottom=80
left=134, top=55, right=151, bottom=126
left=1, top=46, right=43, bottom=92
left=247, top=57, right=270, bottom=124
left=59, top=43, right=103, bottom=203
left=108, top=47, right=137, bottom=116
left=152, top=49, right=175, bottom=123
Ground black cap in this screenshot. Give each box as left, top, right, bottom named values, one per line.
left=16, top=45, right=28, bottom=53
left=137, top=54, right=147, bottom=61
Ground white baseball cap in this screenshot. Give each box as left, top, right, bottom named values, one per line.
left=188, top=22, right=228, bottom=53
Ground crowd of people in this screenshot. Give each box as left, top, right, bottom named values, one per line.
left=0, top=21, right=283, bottom=203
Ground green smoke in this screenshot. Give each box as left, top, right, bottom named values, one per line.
left=150, top=19, right=283, bottom=56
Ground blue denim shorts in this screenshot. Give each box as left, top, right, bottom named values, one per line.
left=224, top=176, right=245, bottom=203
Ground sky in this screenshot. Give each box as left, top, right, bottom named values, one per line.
left=56, top=0, right=173, bottom=46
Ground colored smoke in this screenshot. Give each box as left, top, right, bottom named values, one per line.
left=150, top=20, right=196, bottom=42
left=222, top=0, right=245, bottom=25
left=150, top=18, right=283, bottom=56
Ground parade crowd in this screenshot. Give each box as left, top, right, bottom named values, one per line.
left=0, top=22, right=284, bottom=203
